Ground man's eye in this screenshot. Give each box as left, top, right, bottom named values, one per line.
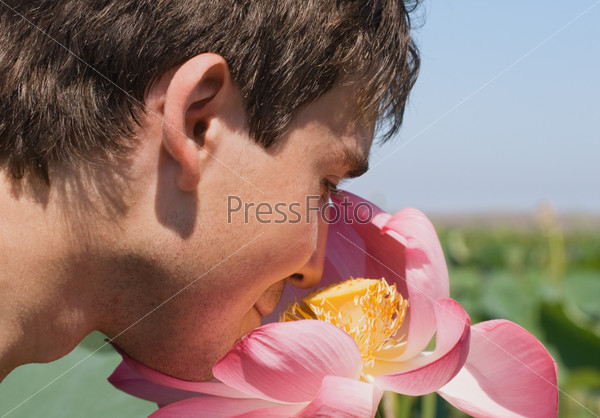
left=320, top=179, right=340, bottom=200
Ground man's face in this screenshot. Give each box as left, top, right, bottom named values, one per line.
left=121, top=83, right=373, bottom=380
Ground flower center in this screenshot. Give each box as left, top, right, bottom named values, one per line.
left=281, top=278, right=408, bottom=369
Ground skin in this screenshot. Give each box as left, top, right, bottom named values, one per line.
left=0, top=54, right=373, bottom=381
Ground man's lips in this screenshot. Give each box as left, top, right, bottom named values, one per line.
left=253, top=302, right=271, bottom=317
left=254, top=280, right=286, bottom=317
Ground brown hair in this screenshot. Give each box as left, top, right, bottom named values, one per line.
left=0, top=0, right=420, bottom=183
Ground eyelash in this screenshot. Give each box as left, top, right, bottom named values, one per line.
left=320, top=179, right=341, bottom=199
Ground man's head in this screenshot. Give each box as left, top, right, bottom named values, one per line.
left=0, top=1, right=420, bottom=380
left=0, top=0, right=419, bottom=182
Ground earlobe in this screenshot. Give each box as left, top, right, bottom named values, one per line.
left=161, top=53, right=229, bottom=192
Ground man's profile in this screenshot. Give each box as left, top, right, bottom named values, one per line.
left=0, top=0, right=419, bottom=383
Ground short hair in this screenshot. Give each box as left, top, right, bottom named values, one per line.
left=0, top=0, right=420, bottom=183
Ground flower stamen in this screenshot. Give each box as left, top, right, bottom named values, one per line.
left=281, top=278, right=409, bottom=369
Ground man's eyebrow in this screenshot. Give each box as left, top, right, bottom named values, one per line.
left=342, top=146, right=369, bottom=178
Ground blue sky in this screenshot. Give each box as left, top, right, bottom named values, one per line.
left=346, top=0, right=600, bottom=214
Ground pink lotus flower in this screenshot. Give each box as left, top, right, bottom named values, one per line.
left=109, top=192, right=558, bottom=417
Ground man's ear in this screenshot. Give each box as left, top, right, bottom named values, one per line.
left=161, top=53, right=232, bottom=191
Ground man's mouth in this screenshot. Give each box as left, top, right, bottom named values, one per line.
left=254, top=280, right=286, bottom=317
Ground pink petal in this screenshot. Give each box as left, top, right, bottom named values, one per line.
left=373, top=298, right=470, bottom=396
left=382, top=207, right=450, bottom=360
left=234, top=405, right=308, bottom=418
left=438, top=320, right=558, bottom=418
left=293, top=376, right=383, bottom=418
left=213, top=321, right=363, bottom=404
left=109, top=361, right=198, bottom=408
left=149, top=396, right=302, bottom=418
left=109, top=343, right=253, bottom=405
left=322, top=192, right=400, bottom=288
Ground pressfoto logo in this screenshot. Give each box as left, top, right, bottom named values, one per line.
left=227, top=195, right=374, bottom=224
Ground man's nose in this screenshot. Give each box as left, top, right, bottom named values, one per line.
left=288, top=216, right=329, bottom=289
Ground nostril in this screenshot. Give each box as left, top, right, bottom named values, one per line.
left=289, top=273, right=304, bottom=281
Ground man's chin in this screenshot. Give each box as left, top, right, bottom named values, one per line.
left=238, top=305, right=262, bottom=339
left=146, top=281, right=287, bottom=381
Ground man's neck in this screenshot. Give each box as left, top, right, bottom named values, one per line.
left=0, top=174, right=102, bottom=381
